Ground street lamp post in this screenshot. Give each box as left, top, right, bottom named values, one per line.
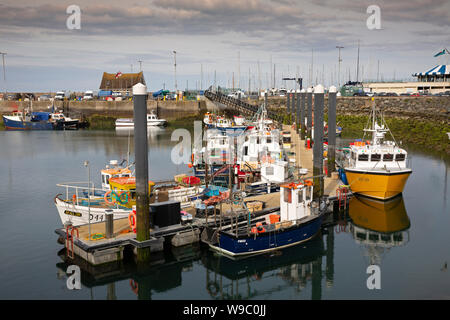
left=336, top=46, right=344, bottom=89
left=0, top=52, right=7, bottom=95
left=173, top=50, right=177, bottom=97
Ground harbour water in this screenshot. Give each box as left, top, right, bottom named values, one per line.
left=0, top=129, right=448, bottom=299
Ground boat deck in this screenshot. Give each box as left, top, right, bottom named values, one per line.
left=285, top=124, right=342, bottom=197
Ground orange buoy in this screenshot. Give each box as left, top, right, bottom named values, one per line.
left=128, top=210, right=137, bottom=233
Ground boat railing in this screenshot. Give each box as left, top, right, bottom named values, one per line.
left=56, top=181, right=102, bottom=206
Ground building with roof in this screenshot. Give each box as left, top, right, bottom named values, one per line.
left=364, top=65, right=450, bottom=95
left=99, top=72, right=146, bottom=95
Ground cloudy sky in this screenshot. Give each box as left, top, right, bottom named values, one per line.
left=0, top=0, right=449, bottom=92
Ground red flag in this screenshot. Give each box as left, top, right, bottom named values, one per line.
left=115, top=72, right=123, bottom=79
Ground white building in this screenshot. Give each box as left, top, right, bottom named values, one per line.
left=364, top=65, right=450, bottom=94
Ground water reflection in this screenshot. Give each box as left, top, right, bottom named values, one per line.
left=202, top=236, right=326, bottom=299
left=348, top=195, right=410, bottom=266
left=115, top=127, right=166, bottom=142
left=56, top=244, right=202, bottom=300
left=53, top=195, right=411, bottom=300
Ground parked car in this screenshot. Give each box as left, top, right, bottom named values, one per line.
left=386, top=92, right=398, bottom=96
left=353, top=92, right=367, bottom=96
left=400, top=93, right=410, bottom=96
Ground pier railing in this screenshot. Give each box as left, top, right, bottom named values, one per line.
left=204, top=88, right=282, bottom=123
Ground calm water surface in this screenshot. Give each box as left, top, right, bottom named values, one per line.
left=0, top=129, right=448, bottom=299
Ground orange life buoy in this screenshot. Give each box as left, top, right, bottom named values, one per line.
left=255, top=222, right=265, bottom=233
left=104, top=190, right=114, bottom=205
left=128, top=211, right=136, bottom=233
left=305, top=180, right=313, bottom=186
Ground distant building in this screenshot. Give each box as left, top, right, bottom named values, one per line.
left=364, top=65, right=450, bottom=94
left=99, top=71, right=146, bottom=95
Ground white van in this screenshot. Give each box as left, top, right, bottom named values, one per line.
left=54, top=91, right=65, bottom=100
left=83, top=90, right=94, bottom=100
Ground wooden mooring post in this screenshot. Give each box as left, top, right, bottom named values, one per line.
left=327, top=86, right=337, bottom=177
left=133, top=83, right=151, bottom=262
left=313, top=84, right=324, bottom=200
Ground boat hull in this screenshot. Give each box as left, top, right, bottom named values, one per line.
left=344, top=169, right=412, bottom=200
left=54, top=197, right=131, bottom=226
left=3, top=116, right=53, bottom=130
left=210, top=213, right=324, bottom=258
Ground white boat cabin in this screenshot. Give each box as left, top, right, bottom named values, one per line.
left=215, top=116, right=232, bottom=128
left=239, top=129, right=282, bottom=164
left=280, top=182, right=314, bottom=222
left=261, top=159, right=289, bottom=183
left=101, top=160, right=132, bottom=190
left=204, top=130, right=234, bottom=165
left=348, top=141, right=408, bottom=171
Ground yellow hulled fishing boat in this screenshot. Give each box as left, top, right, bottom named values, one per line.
left=343, top=99, right=412, bottom=200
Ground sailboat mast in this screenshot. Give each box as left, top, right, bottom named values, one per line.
left=372, top=98, right=376, bottom=143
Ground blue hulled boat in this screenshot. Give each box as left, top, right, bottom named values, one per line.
left=2, top=111, right=53, bottom=130
left=206, top=180, right=326, bottom=259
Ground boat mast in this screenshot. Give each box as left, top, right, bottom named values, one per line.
left=372, top=98, right=376, bottom=144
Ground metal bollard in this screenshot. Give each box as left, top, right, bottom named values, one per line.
left=105, top=209, right=114, bottom=238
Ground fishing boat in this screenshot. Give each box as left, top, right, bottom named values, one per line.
left=238, top=115, right=284, bottom=173
left=3, top=109, right=80, bottom=130
left=115, top=111, right=167, bottom=127
left=54, top=176, right=155, bottom=226
left=206, top=180, right=326, bottom=258
left=49, top=112, right=80, bottom=130
left=340, top=100, right=412, bottom=200
left=2, top=111, right=54, bottom=130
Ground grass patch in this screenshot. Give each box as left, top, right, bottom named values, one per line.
left=87, top=115, right=118, bottom=130
left=332, top=114, right=450, bottom=155
left=167, top=114, right=204, bottom=129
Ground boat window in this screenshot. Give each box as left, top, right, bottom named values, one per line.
left=356, top=232, right=367, bottom=240
left=395, top=154, right=406, bottom=161
left=244, top=146, right=248, bottom=156
left=265, top=166, right=274, bottom=176
left=267, top=137, right=272, bottom=144
left=369, top=233, right=379, bottom=242
left=370, top=154, right=381, bottom=161
left=358, top=154, right=369, bottom=161
left=102, top=175, right=105, bottom=184
left=105, top=175, right=110, bottom=184
left=298, top=191, right=303, bottom=203
left=284, top=188, right=292, bottom=203
left=383, top=154, right=394, bottom=161
left=305, top=186, right=311, bottom=200
left=351, top=152, right=356, bottom=161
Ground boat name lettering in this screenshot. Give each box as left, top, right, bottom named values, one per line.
left=64, top=210, right=82, bottom=217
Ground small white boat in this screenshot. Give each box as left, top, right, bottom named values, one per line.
left=115, top=111, right=167, bottom=127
